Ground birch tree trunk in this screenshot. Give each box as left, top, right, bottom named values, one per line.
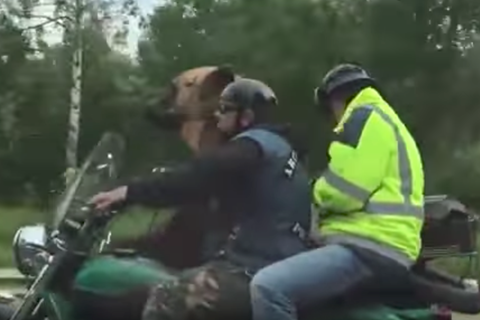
left=64, top=0, right=83, bottom=186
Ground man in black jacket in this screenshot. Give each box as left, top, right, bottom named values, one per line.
left=90, top=78, right=312, bottom=320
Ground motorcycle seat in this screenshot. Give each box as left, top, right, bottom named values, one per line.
left=408, top=265, right=480, bottom=314
left=309, top=264, right=480, bottom=316
left=347, top=265, right=480, bottom=314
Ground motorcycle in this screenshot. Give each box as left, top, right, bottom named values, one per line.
left=1, top=131, right=480, bottom=320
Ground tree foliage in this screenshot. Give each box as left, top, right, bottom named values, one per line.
left=1, top=0, right=480, bottom=206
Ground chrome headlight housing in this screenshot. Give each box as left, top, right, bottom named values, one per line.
left=12, top=224, right=51, bottom=277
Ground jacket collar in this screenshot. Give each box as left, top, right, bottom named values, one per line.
left=334, top=87, right=385, bottom=134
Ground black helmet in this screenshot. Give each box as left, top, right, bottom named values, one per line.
left=314, top=63, right=375, bottom=105
left=219, top=78, right=277, bottom=114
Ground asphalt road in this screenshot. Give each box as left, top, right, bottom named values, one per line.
left=455, top=314, right=480, bottom=320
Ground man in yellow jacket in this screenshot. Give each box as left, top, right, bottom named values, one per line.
left=249, top=63, right=425, bottom=320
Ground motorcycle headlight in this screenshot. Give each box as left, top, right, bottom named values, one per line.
left=12, top=224, right=51, bottom=277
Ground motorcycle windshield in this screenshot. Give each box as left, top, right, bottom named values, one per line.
left=52, top=132, right=125, bottom=231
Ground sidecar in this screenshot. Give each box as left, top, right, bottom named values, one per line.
left=3, top=132, right=480, bottom=320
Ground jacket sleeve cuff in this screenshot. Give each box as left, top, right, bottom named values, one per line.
left=124, top=179, right=150, bottom=206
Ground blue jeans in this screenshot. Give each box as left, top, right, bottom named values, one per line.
left=250, top=244, right=388, bottom=320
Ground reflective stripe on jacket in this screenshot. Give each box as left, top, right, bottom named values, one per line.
left=313, top=87, right=425, bottom=266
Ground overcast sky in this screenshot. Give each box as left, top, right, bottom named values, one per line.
left=31, top=0, right=160, bottom=58
left=126, top=0, right=158, bottom=56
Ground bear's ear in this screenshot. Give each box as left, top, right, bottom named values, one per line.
left=214, top=64, right=235, bottom=82
left=200, top=65, right=236, bottom=99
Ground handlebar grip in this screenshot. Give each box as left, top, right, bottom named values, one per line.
left=90, top=200, right=127, bottom=223
left=109, top=200, right=128, bottom=212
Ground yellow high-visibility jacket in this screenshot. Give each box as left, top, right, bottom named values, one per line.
left=313, top=87, right=425, bottom=266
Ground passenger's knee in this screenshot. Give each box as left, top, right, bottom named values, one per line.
left=251, top=270, right=294, bottom=314
left=251, top=279, right=277, bottom=305
left=251, top=268, right=281, bottom=297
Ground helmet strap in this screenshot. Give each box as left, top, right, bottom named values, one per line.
left=235, top=109, right=249, bottom=131
left=233, top=109, right=259, bottom=135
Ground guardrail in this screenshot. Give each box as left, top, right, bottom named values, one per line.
left=0, top=268, right=27, bottom=296
left=0, top=269, right=23, bottom=281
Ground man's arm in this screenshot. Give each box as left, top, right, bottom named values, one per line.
left=313, top=107, right=394, bottom=213
left=125, top=137, right=263, bottom=208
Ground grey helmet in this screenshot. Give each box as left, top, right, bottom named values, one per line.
left=219, top=78, right=277, bottom=114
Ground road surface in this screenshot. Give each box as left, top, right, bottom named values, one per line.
left=455, top=315, right=480, bottom=320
